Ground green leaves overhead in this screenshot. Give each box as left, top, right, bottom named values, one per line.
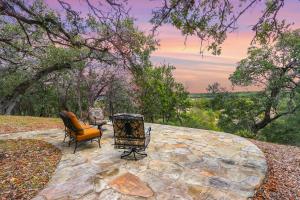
left=40, top=46, right=85, bottom=69
left=151, top=0, right=289, bottom=55
left=0, top=0, right=157, bottom=114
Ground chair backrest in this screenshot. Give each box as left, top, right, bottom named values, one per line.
left=88, top=108, right=104, bottom=121
left=59, top=111, right=81, bottom=133
left=113, top=113, right=146, bottom=149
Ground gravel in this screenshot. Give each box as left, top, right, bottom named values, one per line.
left=251, top=140, right=300, bottom=200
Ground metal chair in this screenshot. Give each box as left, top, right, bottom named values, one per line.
left=59, top=111, right=102, bottom=153
left=112, top=113, right=151, bottom=160
left=88, top=107, right=107, bottom=129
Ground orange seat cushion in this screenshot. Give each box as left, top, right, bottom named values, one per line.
left=76, top=128, right=101, bottom=141
left=81, top=123, right=92, bottom=129
left=65, top=111, right=101, bottom=141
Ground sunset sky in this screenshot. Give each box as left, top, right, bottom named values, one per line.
left=47, top=0, right=300, bottom=93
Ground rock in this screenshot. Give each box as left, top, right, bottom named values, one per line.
left=39, top=175, right=94, bottom=199
left=80, top=192, right=99, bottom=200
left=209, top=177, right=230, bottom=189
left=94, top=177, right=108, bottom=193
left=187, top=185, right=211, bottom=199
left=109, top=172, right=154, bottom=198
left=220, top=158, right=236, bottom=165
left=98, top=189, right=121, bottom=200
left=98, top=168, right=120, bottom=178
left=31, top=196, right=46, bottom=200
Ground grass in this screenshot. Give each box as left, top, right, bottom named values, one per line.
left=0, top=115, right=63, bottom=134
left=189, top=91, right=258, bottom=99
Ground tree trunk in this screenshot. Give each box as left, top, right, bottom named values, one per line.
left=252, top=87, right=280, bottom=133
left=0, top=63, right=71, bottom=115
left=0, top=96, right=20, bottom=115
left=77, top=72, right=83, bottom=118
left=253, top=117, right=272, bottom=133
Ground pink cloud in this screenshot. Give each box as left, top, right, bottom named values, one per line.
left=43, top=0, right=299, bottom=93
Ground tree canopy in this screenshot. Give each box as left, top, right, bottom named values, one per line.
left=212, top=30, right=300, bottom=134
left=0, top=0, right=156, bottom=114
left=151, top=0, right=290, bottom=54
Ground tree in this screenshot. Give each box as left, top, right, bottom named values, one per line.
left=0, top=0, right=156, bottom=114
left=260, top=104, right=300, bottom=146
left=206, top=82, right=228, bottom=110
left=206, top=82, right=226, bottom=94
left=134, top=64, right=190, bottom=122
left=151, top=0, right=289, bottom=54
left=217, top=93, right=261, bottom=134
left=228, top=29, right=300, bottom=133
left=104, top=76, right=137, bottom=117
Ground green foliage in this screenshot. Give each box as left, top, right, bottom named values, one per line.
left=180, top=107, right=220, bottom=131
left=0, top=0, right=157, bottom=114
left=191, top=98, right=211, bottom=110
left=217, top=94, right=261, bottom=133
left=0, top=72, right=28, bottom=97
left=18, top=82, right=61, bottom=117
left=235, top=129, right=256, bottom=139
left=134, top=64, right=190, bottom=122
left=259, top=110, right=300, bottom=146
left=228, top=30, right=300, bottom=133
left=40, top=46, right=85, bottom=70
left=104, top=78, right=138, bottom=116
left=151, top=0, right=289, bottom=55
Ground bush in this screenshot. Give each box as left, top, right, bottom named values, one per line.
left=160, top=107, right=220, bottom=131
left=259, top=112, right=300, bottom=146
left=235, top=129, right=256, bottom=139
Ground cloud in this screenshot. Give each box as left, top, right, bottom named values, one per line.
left=150, top=54, right=260, bottom=93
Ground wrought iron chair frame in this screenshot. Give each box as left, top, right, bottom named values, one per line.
left=59, top=111, right=102, bottom=153
left=59, top=112, right=71, bottom=143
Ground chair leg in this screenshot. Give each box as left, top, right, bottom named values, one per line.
left=120, top=148, right=146, bottom=160
left=135, top=151, right=147, bottom=157
left=98, top=137, right=101, bottom=148
left=73, top=141, right=78, bottom=154
left=63, top=127, right=66, bottom=143
left=121, top=149, right=133, bottom=159
left=63, top=132, right=67, bottom=143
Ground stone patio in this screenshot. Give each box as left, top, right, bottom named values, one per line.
left=0, top=124, right=267, bottom=200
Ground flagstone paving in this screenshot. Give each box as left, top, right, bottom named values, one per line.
left=0, top=124, right=267, bottom=200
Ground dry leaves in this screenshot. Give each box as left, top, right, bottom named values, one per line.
left=0, top=139, right=62, bottom=200
left=252, top=140, right=300, bottom=200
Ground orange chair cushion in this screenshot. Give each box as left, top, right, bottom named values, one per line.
left=66, top=112, right=83, bottom=131
left=81, top=123, right=92, bottom=129
left=76, top=128, right=101, bottom=141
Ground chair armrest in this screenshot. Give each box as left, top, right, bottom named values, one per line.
left=145, top=127, right=151, bottom=148
left=145, top=127, right=151, bottom=136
